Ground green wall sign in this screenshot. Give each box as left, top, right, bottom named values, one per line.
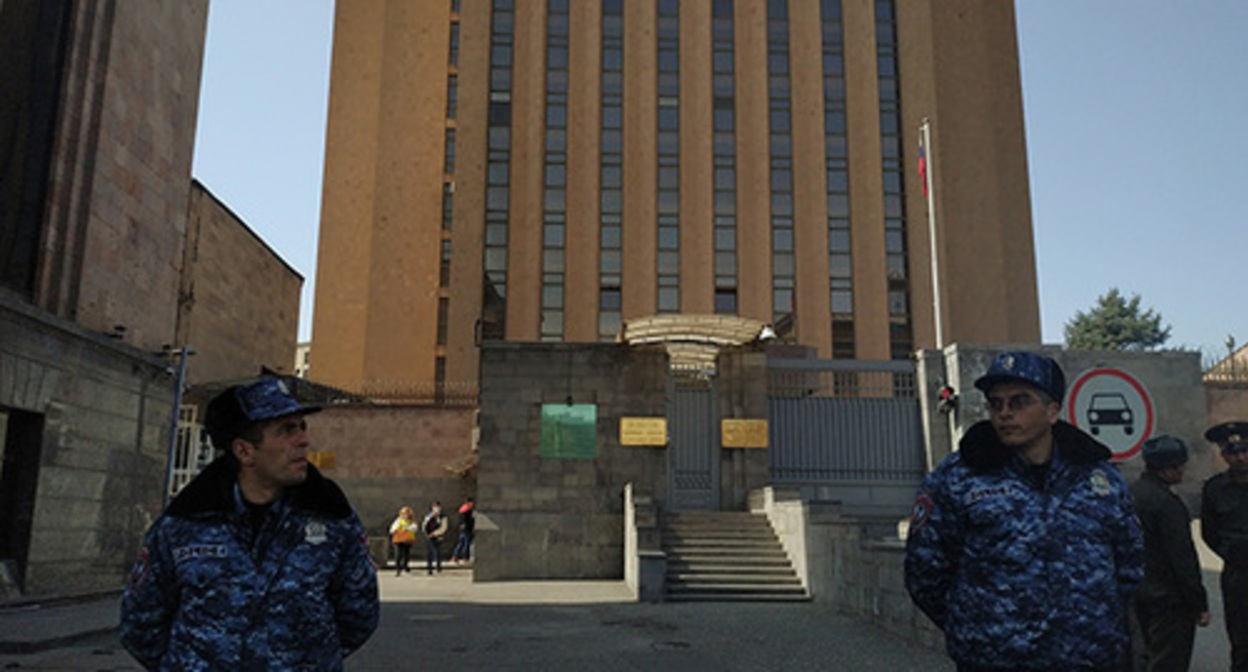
left=540, top=403, right=597, bottom=459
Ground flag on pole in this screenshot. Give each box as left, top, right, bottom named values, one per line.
left=918, top=142, right=928, bottom=197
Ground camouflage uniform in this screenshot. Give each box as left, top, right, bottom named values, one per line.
left=905, top=421, right=1144, bottom=671
left=120, top=458, right=379, bottom=671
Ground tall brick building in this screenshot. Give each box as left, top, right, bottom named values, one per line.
left=312, top=0, right=1040, bottom=396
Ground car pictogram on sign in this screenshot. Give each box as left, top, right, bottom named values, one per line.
left=1087, top=392, right=1133, bottom=436
left=1066, top=366, right=1155, bottom=461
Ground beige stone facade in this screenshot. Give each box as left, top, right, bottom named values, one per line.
left=312, top=0, right=1040, bottom=396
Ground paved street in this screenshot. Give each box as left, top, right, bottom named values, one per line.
left=353, top=568, right=954, bottom=671
left=0, top=542, right=1234, bottom=671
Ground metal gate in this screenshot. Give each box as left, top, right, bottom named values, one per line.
left=767, top=359, right=926, bottom=515
left=667, top=372, right=719, bottom=511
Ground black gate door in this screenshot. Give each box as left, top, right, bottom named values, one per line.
left=667, top=373, right=718, bottom=511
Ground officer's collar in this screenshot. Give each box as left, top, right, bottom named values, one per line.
left=959, top=420, right=1111, bottom=471
left=166, top=456, right=353, bottom=519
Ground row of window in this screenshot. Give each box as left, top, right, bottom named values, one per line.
left=467, top=0, right=911, bottom=358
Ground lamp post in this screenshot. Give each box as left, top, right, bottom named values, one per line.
left=161, top=345, right=194, bottom=507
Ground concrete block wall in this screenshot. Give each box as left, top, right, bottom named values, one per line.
left=0, top=298, right=173, bottom=602
left=475, top=342, right=671, bottom=580
left=756, top=487, right=945, bottom=653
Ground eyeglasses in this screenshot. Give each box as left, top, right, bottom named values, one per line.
left=987, top=393, right=1042, bottom=413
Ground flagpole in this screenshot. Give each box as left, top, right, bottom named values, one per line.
left=921, top=118, right=943, bottom=350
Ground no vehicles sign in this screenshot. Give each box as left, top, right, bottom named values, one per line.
left=1066, top=367, right=1155, bottom=461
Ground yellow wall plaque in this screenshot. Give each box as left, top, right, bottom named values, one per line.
left=620, top=417, right=667, bottom=446
left=721, top=419, right=768, bottom=448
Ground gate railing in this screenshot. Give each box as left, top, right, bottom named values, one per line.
left=767, top=359, right=925, bottom=513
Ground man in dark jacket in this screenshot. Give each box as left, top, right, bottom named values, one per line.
left=1202, top=421, right=1248, bottom=672
left=905, top=351, right=1144, bottom=671
left=1131, top=434, right=1209, bottom=671
left=120, top=377, right=379, bottom=670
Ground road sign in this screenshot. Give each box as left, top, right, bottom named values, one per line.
left=1066, top=367, right=1155, bottom=460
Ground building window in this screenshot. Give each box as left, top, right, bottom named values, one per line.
left=437, top=297, right=450, bottom=345
left=482, top=0, right=514, bottom=339
left=712, top=0, right=736, bottom=312
left=768, top=0, right=793, bottom=329
left=656, top=0, right=680, bottom=314
left=822, top=0, right=853, bottom=356
left=541, top=0, right=569, bottom=341
left=440, top=237, right=452, bottom=286
left=599, top=0, right=625, bottom=340
left=876, top=0, right=912, bottom=359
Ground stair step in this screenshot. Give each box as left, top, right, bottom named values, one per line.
left=668, top=556, right=792, bottom=567
left=666, top=592, right=812, bottom=603
left=667, top=583, right=807, bottom=596
left=668, top=573, right=800, bottom=585
left=664, top=548, right=789, bottom=558
left=660, top=512, right=806, bottom=603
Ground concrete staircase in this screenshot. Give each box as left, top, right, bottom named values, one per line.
left=661, top=511, right=808, bottom=602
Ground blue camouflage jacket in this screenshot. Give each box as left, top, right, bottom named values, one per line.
left=120, top=458, right=379, bottom=671
left=904, top=421, right=1143, bottom=670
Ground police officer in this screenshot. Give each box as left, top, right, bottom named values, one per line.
left=120, top=377, right=380, bottom=670
left=1131, top=435, right=1209, bottom=672
left=905, top=351, right=1144, bottom=671
left=1202, top=421, right=1248, bottom=672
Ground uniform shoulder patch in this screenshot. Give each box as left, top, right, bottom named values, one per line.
left=126, top=547, right=150, bottom=595
left=1090, top=469, right=1112, bottom=496
left=910, top=491, right=934, bottom=532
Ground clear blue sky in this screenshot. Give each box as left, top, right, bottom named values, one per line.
left=193, top=1, right=1248, bottom=365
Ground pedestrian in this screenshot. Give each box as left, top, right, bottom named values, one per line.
left=1131, top=435, right=1210, bottom=672
left=451, top=497, right=475, bottom=565
left=120, top=377, right=379, bottom=670
left=390, top=506, right=418, bottom=576
left=904, top=351, right=1144, bottom=671
left=422, top=501, right=449, bottom=575
left=1201, top=421, right=1248, bottom=672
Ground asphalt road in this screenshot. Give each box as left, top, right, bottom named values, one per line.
left=0, top=529, right=1233, bottom=671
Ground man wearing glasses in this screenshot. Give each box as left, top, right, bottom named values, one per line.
left=120, top=377, right=379, bottom=670
left=905, top=351, right=1143, bottom=671
left=1201, top=421, right=1248, bottom=672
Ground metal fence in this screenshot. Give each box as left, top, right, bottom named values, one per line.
left=767, top=358, right=926, bottom=514
left=168, top=405, right=214, bottom=499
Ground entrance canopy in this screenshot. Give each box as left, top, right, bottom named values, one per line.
left=619, top=314, right=775, bottom=373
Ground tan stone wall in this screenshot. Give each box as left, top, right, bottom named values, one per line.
left=180, top=182, right=303, bottom=385
left=314, top=0, right=1040, bottom=393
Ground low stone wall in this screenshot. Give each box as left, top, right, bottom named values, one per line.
left=755, top=487, right=944, bottom=653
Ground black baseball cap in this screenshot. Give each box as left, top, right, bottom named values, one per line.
left=204, top=377, right=321, bottom=450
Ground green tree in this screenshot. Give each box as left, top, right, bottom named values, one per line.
left=1064, top=288, right=1171, bottom=351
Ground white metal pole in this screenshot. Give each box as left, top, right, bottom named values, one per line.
left=921, top=118, right=943, bottom=350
